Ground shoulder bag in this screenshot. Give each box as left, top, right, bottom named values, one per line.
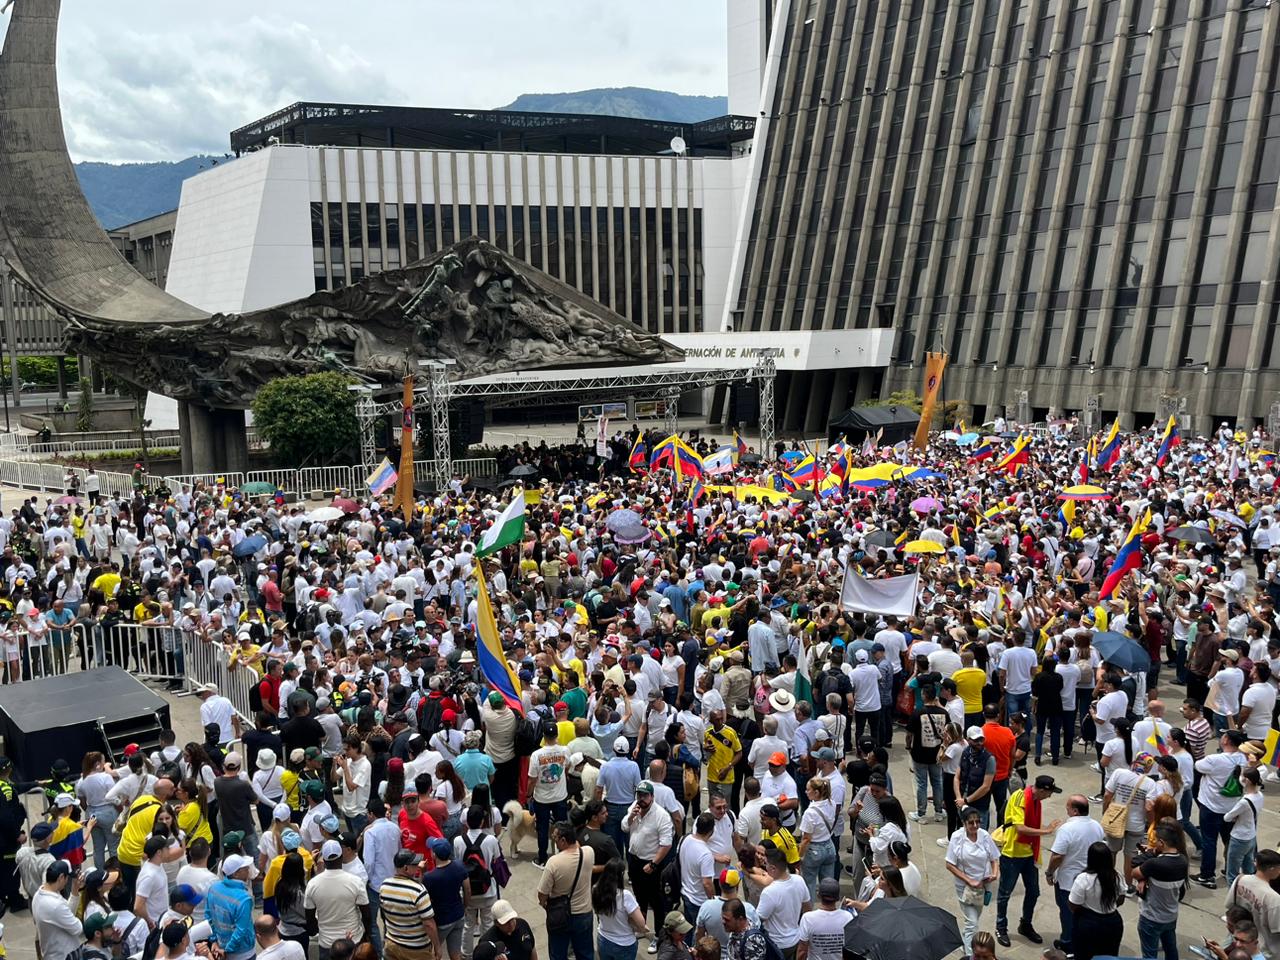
left=1102, top=774, right=1147, bottom=839
left=544, top=850, right=584, bottom=931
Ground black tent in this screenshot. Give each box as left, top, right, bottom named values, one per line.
left=828, top=404, right=920, bottom=446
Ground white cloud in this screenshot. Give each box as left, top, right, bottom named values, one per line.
left=45, top=0, right=728, bottom=163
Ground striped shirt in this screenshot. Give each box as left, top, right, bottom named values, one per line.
left=1184, top=717, right=1212, bottom=760
left=379, top=876, right=434, bottom=948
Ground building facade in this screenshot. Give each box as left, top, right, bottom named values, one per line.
left=727, top=0, right=1280, bottom=431
left=108, top=210, right=178, bottom=290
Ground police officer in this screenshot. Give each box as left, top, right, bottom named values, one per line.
left=0, top=755, right=42, bottom=911
left=42, top=759, right=75, bottom=815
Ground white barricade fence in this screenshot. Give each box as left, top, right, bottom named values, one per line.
left=0, top=622, right=185, bottom=685
left=183, top=633, right=257, bottom=722
left=27, top=436, right=182, bottom=457
left=243, top=468, right=300, bottom=492
left=454, top=457, right=499, bottom=478
left=164, top=472, right=247, bottom=491
left=298, top=465, right=356, bottom=496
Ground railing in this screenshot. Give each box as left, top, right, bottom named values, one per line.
left=0, top=622, right=183, bottom=686
left=183, top=633, right=257, bottom=722
left=297, top=465, right=357, bottom=495
left=27, top=435, right=182, bottom=456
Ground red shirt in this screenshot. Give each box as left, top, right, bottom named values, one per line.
left=259, top=674, right=282, bottom=715
left=262, top=580, right=284, bottom=613
left=399, top=808, right=443, bottom=868
left=982, top=721, right=1017, bottom=781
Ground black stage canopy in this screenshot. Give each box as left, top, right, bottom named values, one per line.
left=829, top=404, right=921, bottom=446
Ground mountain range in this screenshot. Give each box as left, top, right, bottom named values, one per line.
left=75, top=88, right=728, bottom=230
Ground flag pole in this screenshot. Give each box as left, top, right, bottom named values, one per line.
left=394, top=374, right=415, bottom=518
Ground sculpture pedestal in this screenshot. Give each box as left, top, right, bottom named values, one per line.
left=180, top=403, right=248, bottom=475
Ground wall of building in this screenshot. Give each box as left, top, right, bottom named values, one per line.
left=728, top=0, right=771, bottom=117
left=727, top=0, right=1280, bottom=431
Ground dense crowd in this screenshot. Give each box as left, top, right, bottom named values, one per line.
left=3, top=414, right=1280, bottom=960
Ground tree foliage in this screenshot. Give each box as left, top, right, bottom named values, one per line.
left=865, top=388, right=967, bottom=431
left=251, top=373, right=359, bottom=466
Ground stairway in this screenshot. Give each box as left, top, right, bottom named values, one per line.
left=97, top=710, right=167, bottom=765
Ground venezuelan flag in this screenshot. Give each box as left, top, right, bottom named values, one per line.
left=474, top=565, right=524, bottom=713
left=628, top=436, right=648, bottom=472
left=689, top=480, right=706, bottom=505
left=1099, top=509, right=1152, bottom=600
left=1096, top=418, right=1122, bottom=471
left=1258, top=450, right=1276, bottom=468
left=1078, top=438, right=1093, bottom=484
left=673, top=439, right=704, bottom=480
left=650, top=434, right=677, bottom=468
left=786, top=454, right=816, bottom=487
left=1155, top=415, right=1181, bottom=466
left=995, top=434, right=1032, bottom=473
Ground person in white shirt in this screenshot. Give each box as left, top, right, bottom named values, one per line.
left=754, top=847, right=811, bottom=953
left=1208, top=649, right=1246, bottom=731
left=796, top=878, right=853, bottom=960
left=197, top=684, right=241, bottom=745
left=849, top=650, right=881, bottom=742
left=1130, top=700, right=1173, bottom=758
left=1045, top=795, right=1105, bottom=953
left=1239, top=665, right=1278, bottom=740
left=679, top=814, right=718, bottom=916
left=999, top=630, right=1038, bottom=717
left=254, top=915, right=307, bottom=960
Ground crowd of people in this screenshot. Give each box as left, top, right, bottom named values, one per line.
left=2, top=412, right=1280, bottom=960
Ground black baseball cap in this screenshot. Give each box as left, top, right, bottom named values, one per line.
left=1034, top=775, right=1062, bottom=794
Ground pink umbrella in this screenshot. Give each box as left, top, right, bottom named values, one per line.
left=910, top=496, right=942, bottom=513
left=55, top=495, right=81, bottom=505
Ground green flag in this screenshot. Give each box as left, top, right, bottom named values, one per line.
left=476, top=496, right=526, bottom=557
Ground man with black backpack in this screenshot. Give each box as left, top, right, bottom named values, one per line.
left=455, top=805, right=503, bottom=959
left=816, top=649, right=856, bottom=753
left=906, top=681, right=949, bottom=824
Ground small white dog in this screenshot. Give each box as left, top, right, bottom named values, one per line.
left=502, top=799, right=536, bottom=859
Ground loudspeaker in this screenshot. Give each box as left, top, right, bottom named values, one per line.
left=452, top=400, right=486, bottom=444
left=730, top=384, right=759, bottom=425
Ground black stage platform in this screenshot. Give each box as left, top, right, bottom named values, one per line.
left=0, top=668, right=171, bottom=778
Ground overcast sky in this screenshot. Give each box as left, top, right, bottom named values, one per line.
left=36, top=1, right=727, bottom=164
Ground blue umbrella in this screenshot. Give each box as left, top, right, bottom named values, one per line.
left=232, top=534, right=268, bottom=559
left=956, top=432, right=981, bottom=446
left=1093, top=630, right=1151, bottom=673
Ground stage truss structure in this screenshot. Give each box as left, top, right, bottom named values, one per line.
left=354, top=358, right=778, bottom=488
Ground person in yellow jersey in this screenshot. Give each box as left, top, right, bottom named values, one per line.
left=70, top=507, right=88, bottom=558
left=91, top=564, right=122, bottom=600
left=116, top=777, right=175, bottom=893
left=703, top=710, right=742, bottom=793
left=951, top=649, right=988, bottom=728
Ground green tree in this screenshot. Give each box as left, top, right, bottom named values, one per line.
left=865, top=388, right=966, bottom=431
left=251, top=373, right=359, bottom=466
left=76, top=377, right=94, bottom=432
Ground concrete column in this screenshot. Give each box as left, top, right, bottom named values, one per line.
left=178, top=402, right=193, bottom=474
left=0, top=262, right=20, bottom=409
left=56, top=355, right=67, bottom=399
left=184, top=403, right=220, bottom=475
left=215, top=409, right=249, bottom=474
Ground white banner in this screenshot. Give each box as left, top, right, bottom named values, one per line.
left=840, top=570, right=919, bottom=617
left=596, top=415, right=609, bottom=457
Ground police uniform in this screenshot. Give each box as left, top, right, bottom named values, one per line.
left=0, top=759, right=41, bottom=909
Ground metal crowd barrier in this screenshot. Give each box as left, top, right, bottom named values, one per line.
left=183, top=633, right=257, bottom=722
left=0, top=622, right=183, bottom=686
left=27, top=436, right=182, bottom=456
left=297, top=465, right=356, bottom=495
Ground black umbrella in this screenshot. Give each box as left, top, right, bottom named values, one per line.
left=739, top=452, right=764, bottom=466
left=507, top=464, right=539, bottom=478
left=864, top=529, right=898, bottom=549
left=1093, top=630, right=1152, bottom=673
left=1168, top=525, right=1216, bottom=547
left=790, top=489, right=817, bottom=503
left=845, top=896, right=962, bottom=960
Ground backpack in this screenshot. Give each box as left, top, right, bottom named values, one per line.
left=417, top=695, right=445, bottom=739
left=818, top=669, right=844, bottom=705
left=248, top=678, right=264, bottom=714
left=462, top=832, right=493, bottom=895
left=514, top=714, right=542, bottom=755
left=138, top=923, right=165, bottom=960
left=659, top=836, right=684, bottom=909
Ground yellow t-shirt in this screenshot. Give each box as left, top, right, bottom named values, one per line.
left=556, top=720, right=577, bottom=746
left=281, top=770, right=301, bottom=812
left=762, top=827, right=800, bottom=864
left=952, top=667, right=987, bottom=713
left=92, top=572, right=121, bottom=598
left=262, top=848, right=314, bottom=900
left=177, top=800, right=213, bottom=845
left=703, top=724, right=741, bottom=784
left=71, top=515, right=86, bottom=540
left=998, top=787, right=1036, bottom=860
left=117, top=795, right=164, bottom=867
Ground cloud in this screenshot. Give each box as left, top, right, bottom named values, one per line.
left=58, top=17, right=406, bottom=163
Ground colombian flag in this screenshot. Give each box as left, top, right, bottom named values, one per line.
left=1155, top=415, right=1181, bottom=466
left=628, top=436, right=648, bottom=473
left=783, top=454, right=816, bottom=491
left=995, top=434, right=1032, bottom=474
left=1096, top=419, right=1122, bottom=472
left=689, top=480, right=706, bottom=505
left=1100, top=508, right=1152, bottom=600
left=1078, top=438, right=1094, bottom=485
left=1059, top=497, right=1076, bottom=534
left=48, top=816, right=87, bottom=867
left=474, top=565, right=524, bottom=713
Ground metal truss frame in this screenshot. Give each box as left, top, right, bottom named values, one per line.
left=354, top=360, right=777, bottom=488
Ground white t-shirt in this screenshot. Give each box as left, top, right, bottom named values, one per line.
left=872, top=630, right=906, bottom=673
left=1048, top=816, right=1105, bottom=890
left=1001, top=646, right=1037, bottom=695
left=338, top=756, right=372, bottom=817
left=135, top=860, right=170, bottom=924
left=679, top=837, right=716, bottom=905
left=1094, top=690, right=1128, bottom=743
left=757, top=873, right=809, bottom=947
left=1241, top=683, right=1277, bottom=739
left=1226, top=794, right=1264, bottom=841
left=174, top=864, right=217, bottom=922
left=797, top=908, right=853, bottom=960
left=799, top=799, right=836, bottom=842
left=303, top=869, right=369, bottom=947
left=1069, top=869, right=1124, bottom=913
left=529, top=745, right=569, bottom=803
left=598, top=889, right=640, bottom=946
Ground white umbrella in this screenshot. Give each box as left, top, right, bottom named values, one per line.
left=308, top=506, right=345, bottom=522
left=1210, top=509, right=1246, bottom=529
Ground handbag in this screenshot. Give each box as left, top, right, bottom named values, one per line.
left=490, top=850, right=512, bottom=888
left=544, top=850, right=583, bottom=931
left=1102, top=774, right=1147, bottom=839
left=1220, top=766, right=1244, bottom=799
left=683, top=765, right=700, bottom=803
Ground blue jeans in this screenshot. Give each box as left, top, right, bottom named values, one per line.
left=1053, top=886, right=1074, bottom=949
left=597, top=939, right=637, bottom=960
left=365, top=884, right=383, bottom=957
left=87, top=802, right=118, bottom=869
left=1227, top=836, right=1257, bottom=889
left=995, top=855, right=1039, bottom=930
left=800, top=838, right=837, bottom=901
left=1138, top=916, right=1179, bottom=960
left=1180, top=790, right=1204, bottom=851
left=549, top=912, right=595, bottom=960
left=1006, top=691, right=1031, bottom=719
left=533, top=799, right=568, bottom=863
left=914, top=763, right=944, bottom=817
left=605, top=801, right=630, bottom=856
left=1199, top=807, right=1227, bottom=881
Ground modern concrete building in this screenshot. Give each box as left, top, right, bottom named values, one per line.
left=728, top=0, right=1280, bottom=433
left=108, top=210, right=178, bottom=290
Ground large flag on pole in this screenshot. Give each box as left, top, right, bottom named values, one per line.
left=474, top=564, right=524, bottom=712
left=1096, top=418, right=1122, bottom=471
left=1155, top=415, right=1181, bottom=466
left=365, top=457, right=398, bottom=496
left=393, top=375, right=416, bottom=516
left=476, top=496, right=526, bottom=557
left=912, top=351, right=948, bottom=452
left=995, top=434, right=1032, bottom=474
left=1099, top=508, right=1152, bottom=600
